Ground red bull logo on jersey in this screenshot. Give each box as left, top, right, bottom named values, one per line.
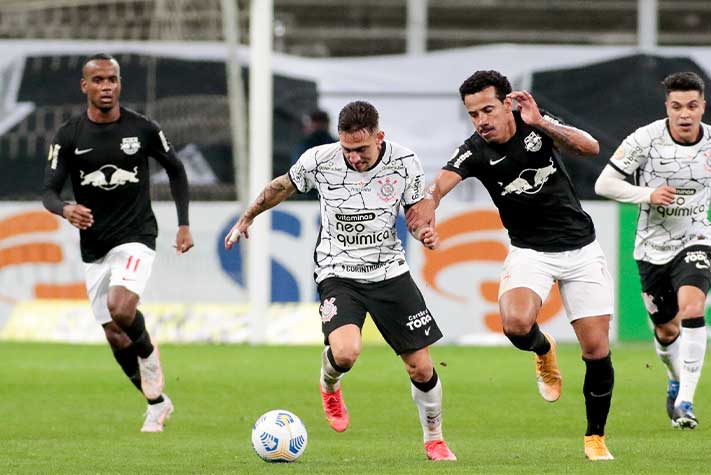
left=499, top=158, right=556, bottom=196
left=524, top=131, right=543, bottom=152
left=120, top=136, right=141, bottom=155
left=80, top=165, right=139, bottom=190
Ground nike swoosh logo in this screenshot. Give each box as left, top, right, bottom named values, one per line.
left=424, top=326, right=431, bottom=336
left=489, top=155, right=507, bottom=165
left=590, top=391, right=611, bottom=397
left=327, top=185, right=340, bottom=190
left=659, top=160, right=674, bottom=165
left=75, top=148, right=94, bottom=155
left=122, top=277, right=136, bottom=282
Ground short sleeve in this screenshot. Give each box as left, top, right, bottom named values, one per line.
left=442, top=144, right=477, bottom=179
left=608, top=128, right=650, bottom=176
left=403, top=155, right=425, bottom=206
left=288, top=149, right=318, bottom=193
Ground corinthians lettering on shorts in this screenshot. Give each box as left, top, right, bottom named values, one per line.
left=289, top=140, right=425, bottom=283
left=43, top=107, right=187, bottom=262
left=443, top=110, right=595, bottom=252
left=609, top=118, right=711, bottom=264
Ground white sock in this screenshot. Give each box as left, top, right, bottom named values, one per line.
left=320, top=346, right=343, bottom=392
left=676, top=326, right=707, bottom=405
left=411, top=378, right=443, bottom=442
left=654, top=335, right=681, bottom=382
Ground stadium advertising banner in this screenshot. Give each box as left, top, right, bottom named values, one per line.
left=0, top=201, right=625, bottom=345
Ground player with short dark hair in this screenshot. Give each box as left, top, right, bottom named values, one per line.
left=407, top=70, right=616, bottom=461
left=42, top=53, right=193, bottom=432
left=596, top=71, right=710, bottom=429
left=225, top=100, right=456, bottom=461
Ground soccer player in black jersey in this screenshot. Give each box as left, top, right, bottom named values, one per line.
left=42, top=54, right=192, bottom=432
left=407, top=70, right=616, bottom=460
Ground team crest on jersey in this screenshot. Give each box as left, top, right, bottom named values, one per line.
left=524, top=131, right=543, bottom=152
left=498, top=158, right=556, bottom=196
left=120, top=137, right=141, bottom=155
left=377, top=177, right=398, bottom=202
left=704, top=149, right=711, bottom=172
left=320, top=297, right=338, bottom=323
left=80, top=165, right=139, bottom=190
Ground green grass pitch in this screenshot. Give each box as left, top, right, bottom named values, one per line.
left=0, top=342, right=707, bottom=474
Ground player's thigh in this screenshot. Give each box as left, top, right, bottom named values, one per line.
left=367, top=272, right=443, bottom=355
left=557, top=241, right=614, bottom=321
left=638, top=260, right=678, bottom=325
left=499, top=246, right=555, bottom=310
left=317, top=277, right=367, bottom=347
left=671, top=245, right=711, bottom=313
left=84, top=258, right=112, bottom=324
left=571, top=314, right=611, bottom=359
left=106, top=243, right=156, bottom=298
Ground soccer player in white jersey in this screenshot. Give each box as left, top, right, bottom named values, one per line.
left=224, top=101, right=456, bottom=461
left=596, top=71, right=710, bottom=429
left=407, top=70, right=616, bottom=461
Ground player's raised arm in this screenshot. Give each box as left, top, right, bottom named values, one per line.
left=595, top=165, right=674, bottom=205
left=224, top=173, right=296, bottom=249
left=508, top=90, right=599, bottom=157
left=406, top=169, right=462, bottom=234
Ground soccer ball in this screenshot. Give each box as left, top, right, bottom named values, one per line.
left=251, top=409, right=308, bottom=462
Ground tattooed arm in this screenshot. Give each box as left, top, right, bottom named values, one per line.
left=508, top=90, right=600, bottom=157
left=224, top=174, right=296, bottom=249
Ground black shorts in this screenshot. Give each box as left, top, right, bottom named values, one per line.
left=317, top=272, right=443, bottom=355
left=636, top=245, right=711, bottom=325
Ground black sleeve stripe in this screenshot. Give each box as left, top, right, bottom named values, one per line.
left=608, top=161, right=630, bottom=177
left=442, top=164, right=467, bottom=177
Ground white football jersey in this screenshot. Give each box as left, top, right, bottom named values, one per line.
left=609, top=119, right=711, bottom=264
left=289, top=140, right=425, bottom=283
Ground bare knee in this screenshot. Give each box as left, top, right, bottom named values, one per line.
left=102, top=322, right=131, bottom=350
left=405, top=360, right=433, bottom=383
left=107, top=290, right=138, bottom=326
left=502, top=318, right=535, bottom=337
left=330, top=343, right=360, bottom=369
left=655, top=321, right=680, bottom=344
left=678, top=301, right=705, bottom=319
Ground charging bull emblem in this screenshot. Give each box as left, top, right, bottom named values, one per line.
left=80, top=165, right=139, bottom=190
left=499, top=158, right=557, bottom=196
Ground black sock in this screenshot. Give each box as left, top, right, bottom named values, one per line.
left=505, top=323, right=551, bottom=355
left=411, top=368, right=438, bottom=392
left=583, top=353, right=614, bottom=436
left=148, top=395, right=165, bottom=405
left=111, top=345, right=142, bottom=392
left=124, top=310, right=154, bottom=358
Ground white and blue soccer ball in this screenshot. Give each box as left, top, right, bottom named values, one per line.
left=251, top=409, right=308, bottom=463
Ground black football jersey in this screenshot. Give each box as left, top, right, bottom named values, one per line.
left=43, top=107, right=189, bottom=262
left=444, top=110, right=595, bottom=252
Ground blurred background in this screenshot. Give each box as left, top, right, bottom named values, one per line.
left=1, top=0, right=710, bottom=346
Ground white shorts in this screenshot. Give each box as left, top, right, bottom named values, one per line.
left=84, top=243, right=156, bottom=324
left=498, top=240, right=614, bottom=321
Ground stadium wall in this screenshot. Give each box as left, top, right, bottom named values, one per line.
left=0, top=200, right=661, bottom=345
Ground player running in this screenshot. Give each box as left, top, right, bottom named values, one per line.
left=407, top=70, right=616, bottom=461
left=42, top=53, right=192, bottom=432
left=596, top=71, right=710, bottom=429
left=225, top=100, right=456, bottom=461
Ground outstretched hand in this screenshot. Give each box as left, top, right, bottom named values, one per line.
left=507, top=90, right=543, bottom=127
left=414, top=226, right=440, bottom=250
left=224, top=216, right=253, bottom=250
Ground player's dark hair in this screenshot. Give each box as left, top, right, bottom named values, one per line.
left=84, top=53, right=117, bottom=66
left=459, top=70, right=512, bottom=102
left=663, top=72, right=705, bottom=97
left=337, top=101, right=379, bottom=134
